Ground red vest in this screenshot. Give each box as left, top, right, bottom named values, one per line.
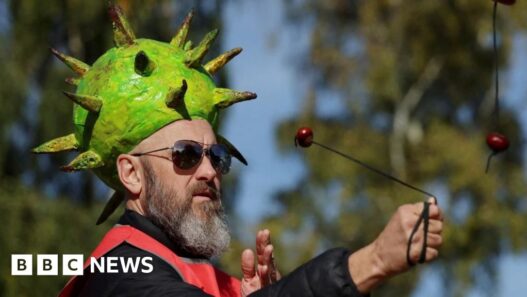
left=59, top=225, right=241, bottom=297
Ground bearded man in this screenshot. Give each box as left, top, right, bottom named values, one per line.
left=57, top=119, right=442, bottom=297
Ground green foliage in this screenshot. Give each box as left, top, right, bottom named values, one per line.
left=0, top=179, right=111, bottom=297
left=270, top=1, right=527, bottom=296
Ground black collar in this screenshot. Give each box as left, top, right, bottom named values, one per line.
left=118, top=209, right=205, bottom=259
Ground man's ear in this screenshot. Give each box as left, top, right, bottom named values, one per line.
left=117, top=154, right=143, bottom=196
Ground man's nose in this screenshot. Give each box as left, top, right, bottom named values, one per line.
left=194, top=154, right=217, bottom=181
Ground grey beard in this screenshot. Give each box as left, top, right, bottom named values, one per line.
left=141, top=160, right=230, bottom=259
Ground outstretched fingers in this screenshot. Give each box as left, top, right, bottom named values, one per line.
left=255, top=229, right=280, bottom=285
left=241, top=229, right=281, bottom=296
left=256, top=229, right=270, bottom=265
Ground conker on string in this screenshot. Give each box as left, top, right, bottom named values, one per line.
left=485, top=132, right=509, bottom=173
left=295, top=127, right=313, bottom=148
left=493, top=0, right=516, bottom=5
left=486, top=132, right=509, bottom=153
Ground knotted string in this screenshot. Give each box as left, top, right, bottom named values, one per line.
left=406, top=200, right=432, bottom=266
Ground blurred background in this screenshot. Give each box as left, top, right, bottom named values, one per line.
left=1, top=0, right=527, bottom=296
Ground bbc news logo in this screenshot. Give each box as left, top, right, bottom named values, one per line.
left=11, top=254, right=153, bottom=276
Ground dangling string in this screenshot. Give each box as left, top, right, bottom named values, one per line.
left=309, top=140, right=436, bottom=266
left=485, top=151, right=497, bottom=173
left=485, top=2, right=502, bottom=174
left=493, top=1, right=500, bottom=129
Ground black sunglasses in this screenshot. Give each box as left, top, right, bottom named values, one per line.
left=132, top=140, right=232, bottom=174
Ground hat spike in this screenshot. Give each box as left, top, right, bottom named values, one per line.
left=185, top=29, right=219, bottom=68
left=60, top=150, right=104, bottom=172
left=63, top=91, right=103, bottom=113
left=183, top=40, right=193, bottom=51
left=217, top=134, right=248, bottom=165
left=32, top=133, right=79, bottom=154
left=108, top=3, right=136, bottom=47
left=170, top=10, right=194, bottom=48
left=51, top=48, right=90, bottom=76
left=205, top=48, right=242, bottom=75
left=65, top=77, right=80, bottom=86
left=96, top=191, right=125, bottom=225
left=165, top=79, right=188, bottom=109
left=213, top=88, right=257, bottom=109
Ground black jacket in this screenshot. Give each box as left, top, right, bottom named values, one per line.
left=75, top=210, right=365, bottom=297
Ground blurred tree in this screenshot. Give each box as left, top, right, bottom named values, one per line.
left=263, top=1, right=527, bottom=296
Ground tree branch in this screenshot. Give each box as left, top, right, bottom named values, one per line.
left=389, top=57, right=443, bottom=178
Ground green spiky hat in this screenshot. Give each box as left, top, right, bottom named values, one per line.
left=33, top=4, right=255, bottom=224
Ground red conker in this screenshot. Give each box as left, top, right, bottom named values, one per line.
left=295, top=127, right=314, bottom=148
left=493, top=0, right=515, bottom=5
left=486, top=132, right=509, bottom=153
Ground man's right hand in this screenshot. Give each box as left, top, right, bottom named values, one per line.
left=348, top=197, right=444, bottom=294
left=240, top=229, right=281, bottom=296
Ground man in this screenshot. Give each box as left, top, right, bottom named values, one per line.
left=61, top=119, right=443, bottom=296
left=34, top=4, right=443, bottom=297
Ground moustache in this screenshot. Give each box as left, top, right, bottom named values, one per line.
left=190, top=182, right=221, bottom=201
